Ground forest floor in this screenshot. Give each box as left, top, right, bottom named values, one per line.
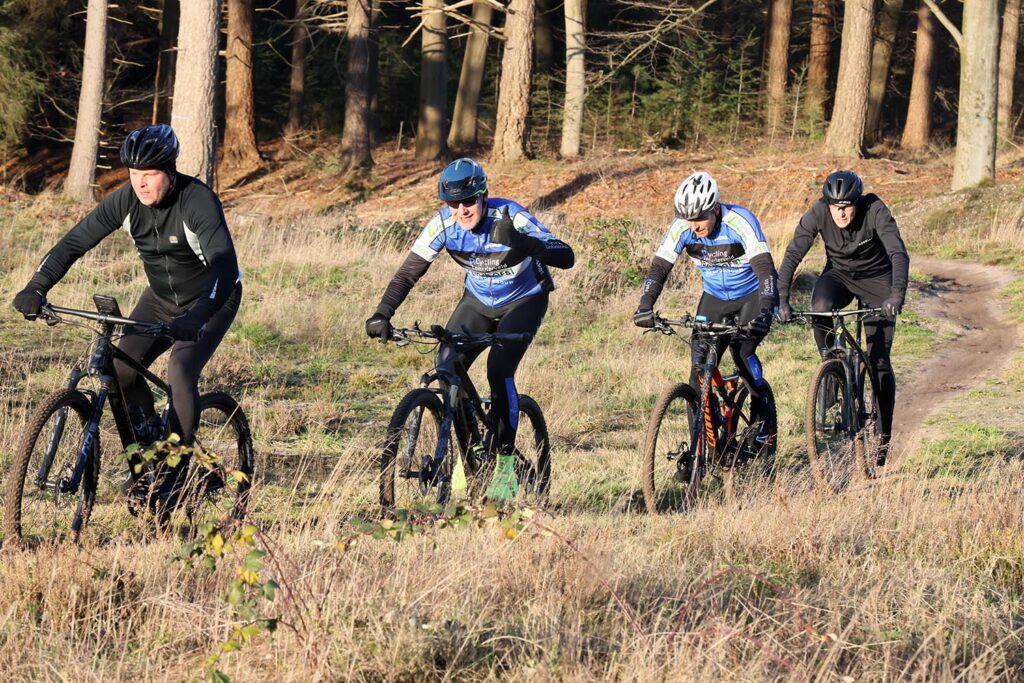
left=0, top=137, right=1022, bottom=681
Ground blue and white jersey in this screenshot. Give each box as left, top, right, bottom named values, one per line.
left=410, top=197, right=561, bottom=308
left=654, top=202, right=771, bottom=301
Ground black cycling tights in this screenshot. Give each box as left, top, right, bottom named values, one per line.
left=439, top=291, right=548, bottom=455
left=691, top=291, right=770, bottom=427
left=113, top=285, right=241, bottom=446
left=811, top=269, right=896, bottom=442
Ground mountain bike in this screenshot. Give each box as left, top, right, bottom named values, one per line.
left=788, top=308, right=883, bottom=491
left=3, top=295, right=254, bottom=547
left=641, top=314, right=778, bottom=514
left=378, top=323, right=551, bottom=510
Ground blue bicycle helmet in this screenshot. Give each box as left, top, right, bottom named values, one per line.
left=438, top=158, right=487, bottom=202
left=120, top=124, right=180, bottom=170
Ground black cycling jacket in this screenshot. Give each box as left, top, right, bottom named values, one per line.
left=777, top=194, right=909, bottom=300
left=30, top=174, right=241, bottom=320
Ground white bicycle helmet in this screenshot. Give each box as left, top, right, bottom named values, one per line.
left=674, top=171, right=720, bottom=220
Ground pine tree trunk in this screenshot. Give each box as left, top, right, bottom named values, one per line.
left=765, top=0, right=792, bottom=136
left=535, top=0, right=554, bottom=71
left=560, top=0, right=586, bottom=158
left=864, top=0, right=905, bottom=145
left=154, top=0, right=179, bottom=124
left=953, top=0, right=999, bottom=189
left=492, top=0, right=536, bottom=162
left=998, top=0, right=1021, bottom=145
left=341, top=0, right=373, bottom=171
left=285, top=0, right=308, bottom=138
left=222, top=0, right=261, bottom=172
left=806, top=0, right=832, bottom=125
left=415, top=0, right=448, bottom=160
left=824, top=0, right=875, bottom=157
left=449, top=1, right=494, bottom=149
left=171, top=0, right=220, bottom=185
left=901, top=1, right=935, bottom=150
left=369, top=0, right=382, bottom=144
left=66, top=0, right=107, bottom=203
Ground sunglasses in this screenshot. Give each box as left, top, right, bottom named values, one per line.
left=446, top=197, right=480, bottom=209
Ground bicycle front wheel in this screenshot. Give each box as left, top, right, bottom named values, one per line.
left=642, top=383, right=701, bottom=514
left=179, top=393, right=255, bottom=528
left=380, top=388, right=449, bottom=509
left=805, top=359, right=855, bottom=491
left=3, top=389, right=99, bottom=547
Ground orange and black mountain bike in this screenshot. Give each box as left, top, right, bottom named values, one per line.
left=641, top=314, right=778, bottom=514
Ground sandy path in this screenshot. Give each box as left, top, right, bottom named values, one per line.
left=893, top=257, right=1020, bottom=458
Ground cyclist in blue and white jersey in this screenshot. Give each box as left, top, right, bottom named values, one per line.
left=634, top=171, right=778, bottom=445
left=366, top=158, right=574, bottom=461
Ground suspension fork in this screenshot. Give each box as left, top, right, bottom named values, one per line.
left=34, top=366, right=89, bottom=489
left=58, top=382, right=109, bottom=495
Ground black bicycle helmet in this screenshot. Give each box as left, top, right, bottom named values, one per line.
left=120, top=124, right=180, bottom=170
left=822, top=170, right=863, bottom=205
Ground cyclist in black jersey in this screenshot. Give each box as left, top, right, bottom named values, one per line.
left=366, top=158, right=574, bottom=469
left=12, top=124, right=242, bottom=486
left=776, top=170, right=909, bottom=465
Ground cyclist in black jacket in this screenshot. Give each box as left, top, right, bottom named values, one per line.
left=12, top=125, right=242, bottom=467
left=777, top=170, right=909, bottom=465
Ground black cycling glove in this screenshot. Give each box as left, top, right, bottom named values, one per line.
left=12, top=285, right=45, bottom=319
left=365, top=312, right=393, bottom=341
left=881, top=293, right=904, bottom=319
left=633, top=307, right=656, bottom=329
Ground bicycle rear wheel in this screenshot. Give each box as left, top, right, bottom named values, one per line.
left=854, top=363, right=881, bottom=478
left=468, top=395, right=551, bottom=505
left=805, top=359, right=855, bottom=492
left=641, top=383, right=701, bottom=514
left=173, top=393, right=255, bottom=529
left=3, top=389, right=99, bottom=547
left=380, top=388, right=450, bottom=509
left=723, top=380, right=778, bottom=496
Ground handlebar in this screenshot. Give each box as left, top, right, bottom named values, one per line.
left=781, top=307, right=884, bottom=324
left=35, top=302, right=169, bottom=337
left=648, top=313, right=749, bottom=336
left=387, top=322, right=533, bottom=348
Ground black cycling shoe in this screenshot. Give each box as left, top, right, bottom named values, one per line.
left=673, top=458, right=693, bottom=484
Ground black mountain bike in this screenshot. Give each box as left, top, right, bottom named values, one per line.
left=788, top=308, right=883, bottom=490
left=641, top=314, right=778, bottom=514
left=378, top=323, right=551, bottom=510
left=3, top=295, right=254, bottom=546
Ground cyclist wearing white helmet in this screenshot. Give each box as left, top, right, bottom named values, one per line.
left=634, top=170, right=778, bottom=447
left=366, top=158, right=574, bottom=470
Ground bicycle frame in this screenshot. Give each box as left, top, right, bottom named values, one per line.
left=653, top=316, right=755, bottom=471
left=799, top=309, right=882, bottom=436
left=35, top=303, right=172, bottom=498
left=386, top=325, right=532, bottom=493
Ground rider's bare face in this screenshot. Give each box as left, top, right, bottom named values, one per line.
left=129, top=169, right=173, bottom=206
left=686, top=205, right=719, bottom=238
left=447, top=196, right=485, bottom=230
left=829, top=203, right=857, bottom=228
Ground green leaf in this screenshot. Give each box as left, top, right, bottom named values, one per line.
left=209, top=668, right=231, bottom=683
left=226, top=582, right=244, bottom=606
left=243, top=549, right=266, bottom=572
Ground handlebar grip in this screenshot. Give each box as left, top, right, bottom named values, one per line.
left=496, top=332, right=533, bottom=344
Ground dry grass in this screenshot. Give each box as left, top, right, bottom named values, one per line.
left=0, top=152, right=1022, bottom=681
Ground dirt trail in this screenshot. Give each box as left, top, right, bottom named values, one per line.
left=893, top=257, right=1020, bottom=458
